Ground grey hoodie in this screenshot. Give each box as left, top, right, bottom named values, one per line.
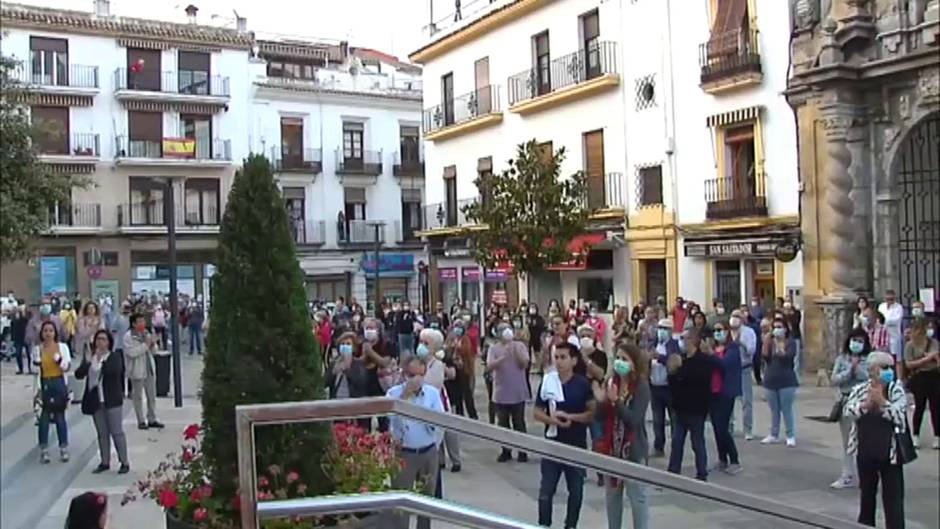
left=830, top=353, right=869, bottom=395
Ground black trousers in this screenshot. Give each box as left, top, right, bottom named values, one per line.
left=495, top=402, right=527, bottom=456
left=910, top=371, right=940, bottom=436
left=484, top=375, right=496, bottom=424
left=451, top=373, right=478, bottom=420
left=857, top=457, right=905, bottom=529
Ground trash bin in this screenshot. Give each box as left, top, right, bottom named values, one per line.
left=154, top=349, right=172, bottom=397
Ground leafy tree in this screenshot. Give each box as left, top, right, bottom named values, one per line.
left=200, top=154, right=328, bottom=501
left=462, top=139, right=593, bottom=277
left=0, top=55, right=81, bottom=263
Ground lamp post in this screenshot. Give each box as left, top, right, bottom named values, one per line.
left=158, top=176, right=183, bottom=408
left=366, top=220, right=386, bottom=316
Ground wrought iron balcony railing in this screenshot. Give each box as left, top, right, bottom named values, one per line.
left=704, top=174, right=768, bottom=220
left=508, top=41, right=618, bottom=106
left=271, top=147, right=322, bottom=173
left=423, top=85, right=501, bottom=134
left=16, top=59, right=99, bottom=89
left=115, top=136, right=232, bottom=161
left=699, top=28, right=762, bottom=86
left=113, top=68, right=230, bottom=96
left=393, top=151, right=425, bottom=178
left=335, top=149, right=383, bottom=175
left=48, top=203, right=101, bottom=228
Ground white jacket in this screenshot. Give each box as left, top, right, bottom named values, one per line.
left=31, top=343, right=71, bottom=376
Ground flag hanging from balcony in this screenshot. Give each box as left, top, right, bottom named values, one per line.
left=163, top=137, right=196, bottom=158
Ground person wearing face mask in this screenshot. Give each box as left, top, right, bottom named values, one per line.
left=486, top=322, right=530, bottom=462
left=854, top=296, right=872, bottom=329
left=59, top=302, right=77, bottom=350
left=32, top=320, right=71, bottom=463
left=878, top=290, right=904, bottom=363
left=729, top=311, right=756, bottom=441
left=707, top=322, right=743, bottom=475
left=418, top=327, right=461, bottom=473
left=394, top=301, right=416, bottom=363
left=760, top=318, right=799, bottom=447
left=76, top=330, right=130, bottom=474
left=706, top=302, right=725, bottom=329
left=648, top=318, right=680, bottom=457
left=387, top=355, right=445, bottom=529
left=635, top=307, right=658, bottom=350
left=26, top=299, right=64, bottom=347
left=594, top=343, right=650, bottom=529
left=444, top=320, right=477, bottom=423
left=123, top=314, right=163, bottom=430
left=527, top=303, right=546, bottom=371
left=586, top=307, right=607, bottom=348
left=829, top=328, right=871, bottom=489
left=666, top=329, right=715, bottom=481
left=750, top=296, right=766, bottom=323
left=903, top=319, right=940, bottom=450
left=844, top=352, right=909, bottom=529
left=861, top=307, right=890, bottom=352
left=577, top=325, right=608, bottom=485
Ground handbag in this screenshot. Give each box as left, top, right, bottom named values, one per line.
left=827, top=395, right=845, bottom=423
left=80, top=360, right=102, bottom=415
left=894, top=418, right=918, bottom=465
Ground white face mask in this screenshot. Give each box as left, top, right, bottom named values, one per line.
left=501, top=328, right=514, bottom=341
left=579, top=337, right=594, bottom=351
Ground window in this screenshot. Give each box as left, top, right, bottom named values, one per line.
left=281, top=187, right=306, bottom=243
left=343, top=187, right=366, bottom=220
left=644, top=259, right=667, bottom=305
left=342, top=122, right=364, bottom=169
left=724, top=125, right=756, bottom=193
left=178, top=51, right=210, bottom=95
left=707, top=0, right=750, bottom=59
left=401, top=188, right=422, bottom=240
left=129, top=177, right=165, bottom=225
left=127, top=111, right=163, bottom=158
left=267, top=60, right=314, bottom=80
left=534, top=31, right=551, bottom=96
left=31, top=106, right=69, bottom=154
left=126, top=48, right=161, bottom=91
left=444, top=166, right=457, bottom=227
left=581, top=10, right=600, bottom=79
left=280, top=117, right=304, bottom=167
left=577, top=277, right=613, bottom=312
left=474, top=57, right=491, bottom=114
left=29, top=36, right=68, bottom=86
left=583, top=130, right=605, bottom=209
left=184, top=178, right=220, bottom=225
left=637, top=165, right=663, bottom=206
left=477, top=157, right=493, bottom=210
left=441, top=73, right=455, bottom=126
left=181, top=114, right=211, bottom=159
left=400, top=125, right=420, bottom=165
left=83, top=251, right=119, bottom=267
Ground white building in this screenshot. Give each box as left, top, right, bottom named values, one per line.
left=410, top=0, right=629, bottom=314
left=250, top=40, right=426, bottom=307
left=620, top=0, right=803, bottom=311
left=0, top=1, right=253, bottom=301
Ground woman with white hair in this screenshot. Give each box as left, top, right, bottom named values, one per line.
left=418, top=328, right=462, bottom=473
left=844, top=351, right=909, bottom=529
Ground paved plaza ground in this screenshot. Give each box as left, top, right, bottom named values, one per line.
left=0, top=356, right=936, bottom=529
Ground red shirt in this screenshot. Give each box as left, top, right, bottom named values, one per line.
left=868, top=325, right=889, bottom=352
left=672, top=307, right=688, bottom=333
left=711, top=345, right=725, bottom=394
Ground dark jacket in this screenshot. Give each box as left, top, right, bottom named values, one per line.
left=668, top=350, right=718, bottom=416
left=11, top=315, right=28, bottom=343
left=75, top=352, right=125, bottom=409
left=715, top=342, right=743, bottom=399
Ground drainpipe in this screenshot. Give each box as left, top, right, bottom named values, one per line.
left=615, top=0, right=632, bottom=307
left=664, top=0, right=680, bottom=299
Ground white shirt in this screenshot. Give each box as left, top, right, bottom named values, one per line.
left=735, top=325, right=757, bottom=367
left=878, top=302, right=904, bottom=336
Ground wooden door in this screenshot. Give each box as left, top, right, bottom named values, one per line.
left=584, top=130, right=605, bottom=209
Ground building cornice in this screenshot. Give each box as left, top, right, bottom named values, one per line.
left=253, top=81, right=421, bottom=108
left=0, top=2, right=254, bottom=50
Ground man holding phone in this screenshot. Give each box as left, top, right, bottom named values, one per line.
left=387, top=356, right=444, bottom=529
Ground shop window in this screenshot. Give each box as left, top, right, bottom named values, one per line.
left=716, top=260, right=742, bottom=309
left=577, top=277, right=613, bottom=312
left=83, top=251, right=119, bottom=267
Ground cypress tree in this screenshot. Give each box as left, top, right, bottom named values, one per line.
left=200, top=154, right=328, bottom=500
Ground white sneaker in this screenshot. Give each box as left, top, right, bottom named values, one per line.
left=932, top=438, right=939, bottom=450
left=912, top=435, right=920, bottom=448
left=786, top=437, right=797, bottom=447
left=744, top=433, right=755, bottom=441
left=830, top=477, right=856, bottom=489
left=761, top=435, right=780, bottom=445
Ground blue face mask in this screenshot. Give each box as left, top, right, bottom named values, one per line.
left=772, top=327, right=786, bottom=339
left=339, top=343, right=353, bottom=356
left=657, top=329, right=670, bottom=343
left=454, top=327, right=464, bottom=337
left=714, top=330, right=727, bottom=344
left=613, top=358, right=631, bottom=376
left=416, top=343, right=430, bottom=358
left=40, top=304, right=52, bottom=316
left=848, top=340, right=865, bottom=354
left=880, top=368, right=895, bottom=385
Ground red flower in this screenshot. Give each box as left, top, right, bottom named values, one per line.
left=183, top=424, right=200, bottom=440
left=181, top=448, right=194, bottom=462
left=286, top=471, right=300, bottom=484
left=258, top=491, right=274, bottom=501
left=198, top=485, right=213, bottom=498
left=193, top=507, right=208, bottom=522
left=189, top=489, right=202, bottom=502
left=158, top=489, right=179, bottom=509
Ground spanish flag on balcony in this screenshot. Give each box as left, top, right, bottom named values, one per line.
left=162, top=137, right=196, bottom=158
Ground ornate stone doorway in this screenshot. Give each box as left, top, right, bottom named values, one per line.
left=895, top=112, right=940, bottom=308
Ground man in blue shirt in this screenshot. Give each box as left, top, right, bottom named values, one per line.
left=534, top=342, right=596, bottom=529
left=387, top=356, right=444, bottom=529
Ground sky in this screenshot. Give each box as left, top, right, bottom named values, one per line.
left=15, top=0, right=469, bottom=59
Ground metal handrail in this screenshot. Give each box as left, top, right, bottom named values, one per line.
left=257, top=491, right=541, bottom=529
left=236, top=397, right=867, bottom=529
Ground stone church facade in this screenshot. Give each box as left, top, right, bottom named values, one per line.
left=786, top=0, right=939, bottom=368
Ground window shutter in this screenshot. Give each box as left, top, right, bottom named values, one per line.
left=129, top=111, right=163, bottom=141
left=401, top=188, right=422, bottom=202
left=344, top=187, right=366, bottom=203
left=282, top=186, right=305, bottom=199
left=707, top=0, right=749, bottom=57
left=178, top=51, right=210, bottom=71
left=30, top=36, right=68, bottom=53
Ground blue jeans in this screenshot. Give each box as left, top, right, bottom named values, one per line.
left=538, top=458, right=585, bottom=528
left=667, top=412, right=708, bottom=481
left=766, top=386, right=797, bottom=438
left=708, top=395, right=739, bottom=465
left=650, top=385, right=673, bottom=452
left=793, top=338, right=803, bottom=383
left=605, top=479, right=649, bottom=529
left=733, top=366, right=754, bottom=436
left=37, top=378, right=68, bottom=448
left=189, top=325, right=202, bottom=354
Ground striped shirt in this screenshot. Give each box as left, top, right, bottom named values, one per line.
left=844, top=380, right=907, bottom=464
left=867, top=326, right=890, bottom=352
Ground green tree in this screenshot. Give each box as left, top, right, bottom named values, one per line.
left=462, top=139, right=593, bottom=277
left=0, top=55, right=80, bottom=263
left=200, top=154, right=328, bottom=502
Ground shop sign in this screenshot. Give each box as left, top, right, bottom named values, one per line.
left=491, top=290, right=507, bottom=304
left=773, top=240, right=800, bottom=263
left=444, top=248, right=471, bottom=257
left=40, top=256, right=69, bottom=295
left=685, top=240, right=779, bottom=258
left=462, top=267, right=481, bottom=281
left=438, top=268, right=458, bottom=282
left=361, top=254, right=414, bottom=274
left=485, top=270, right=507, bottom=282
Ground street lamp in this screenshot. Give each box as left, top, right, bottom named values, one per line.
left=436, top=204, right=444, bottom=227
left=156, top=176, right=183, bottom=408
left=366, top=220, right=386, bottom=316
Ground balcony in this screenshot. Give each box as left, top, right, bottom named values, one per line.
left=394, top=219, right=424, bottom=244
left=699, top=28, right=762, bottom=94
left=271, top=147, right=322, bottom=175
left=585, top=172, right=626, bottom=216
left=423, top=85, right=502, bottom=142
left=290, top=219, right=327, bottom=246
left=704, top=174, right=768, bottom=220
left=37, top=132, right=100, bottom=168
left=393, top=152, right=425, bottom=182
left=14, top=59, right=99, bottom=103
left=335, top=149, right=383, bottom=185
left=117, top=200, right=220, bottom=234
left=47, top=203, right=102, bottom=234
left=114, top=136, right=232, bottom=168
left=339, top=220, right=387, bottom=245
left=508, top=41, right=620, bottom=115
left=423, top=197, right=479, bottom=231
left=113, top=68, right=230, bottom=107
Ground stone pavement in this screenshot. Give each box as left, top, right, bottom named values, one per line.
left=1, top=357, right=937, bottom=529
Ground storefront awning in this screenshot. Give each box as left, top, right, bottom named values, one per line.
left=546, top=233, right=607, bottom=271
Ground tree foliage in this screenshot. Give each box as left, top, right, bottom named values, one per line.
left=0, top=54, right=81, bottom=263
left=462, top=139, right=593, bottom=276
left=200, top=154, right=329, bottom=500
